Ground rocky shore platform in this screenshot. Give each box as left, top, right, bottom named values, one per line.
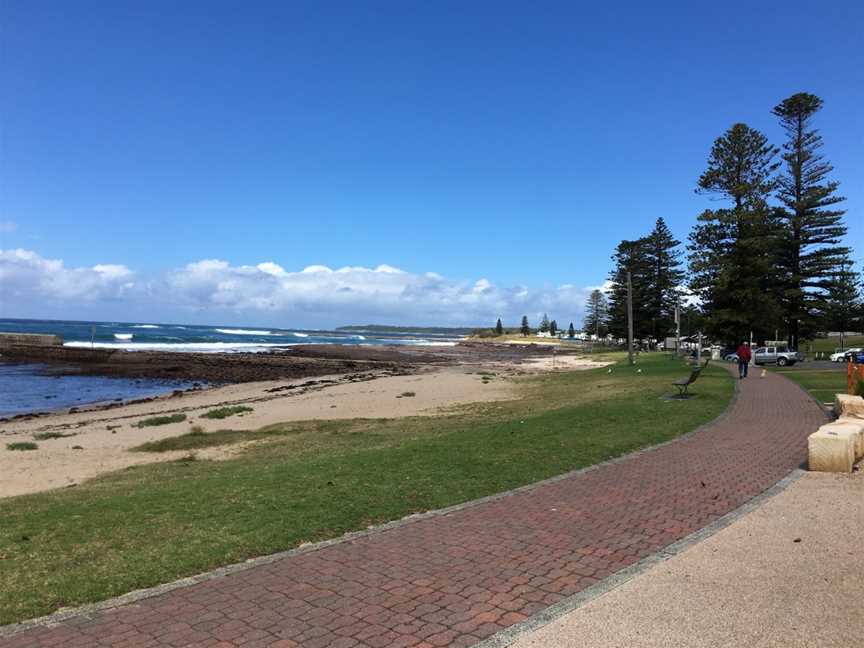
left=0, top=341, right=570, bottom=384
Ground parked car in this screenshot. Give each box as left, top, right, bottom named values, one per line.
left=723, top=352, right=739, bottom=362
left=830, top=347, right=863, bottom=362
left=753, top=346, right=805, bottom=367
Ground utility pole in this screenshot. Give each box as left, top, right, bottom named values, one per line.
left=626, top=271, right=634, bottom=366
left=675, top=297, right=681, bottom=357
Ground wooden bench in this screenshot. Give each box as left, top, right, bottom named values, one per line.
left=672, top=360, right=709, bottom=397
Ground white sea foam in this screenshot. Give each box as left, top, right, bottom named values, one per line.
left=132, top=324, right=160, bottom=329
left=215, top=328, right=272, bottom=336
left=114, top=333, right=133, bottom=340
left=292, top=332, right=309, bottom=338
left=65, top=341, right=291, bottom=353
left=353, top=335, right=366, bottom=340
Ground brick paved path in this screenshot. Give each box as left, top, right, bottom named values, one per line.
left=2, top=370, right=825, bottom=648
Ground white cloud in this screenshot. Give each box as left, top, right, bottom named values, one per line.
left=1, top=248, right=599, bottom=327
left=164, top=259, right=595, bottom=326
left=0, top=249, right=134, bottom=302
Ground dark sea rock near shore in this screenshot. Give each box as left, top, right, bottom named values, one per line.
left=0, top=341, right=565, bottom=384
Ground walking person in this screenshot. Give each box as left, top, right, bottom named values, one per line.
left=736, top=341, right=752, bottom=379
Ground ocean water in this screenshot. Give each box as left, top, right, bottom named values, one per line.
left=0, top=363, right=202, bottom=418
left=0, top=319, right=462, bottom=415
left=0, top=319, right=460, bottom=416
left=0, top=318, right=461, bottom=353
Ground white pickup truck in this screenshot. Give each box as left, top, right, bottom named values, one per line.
left=753, top=346, right=805, bottom=367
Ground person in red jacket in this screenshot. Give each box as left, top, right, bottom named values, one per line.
left=736, top=341, right=752, bottom=378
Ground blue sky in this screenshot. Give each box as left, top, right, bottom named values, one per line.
left=1, top=1, right=862, bottom=327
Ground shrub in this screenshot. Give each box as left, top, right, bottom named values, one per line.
left=201, top=406, right=253, bottom=420
left=7, top=442, right=38, bottom=451
left=135, top=414, right=187, bottom=428
left=33, top=432, right=77, bottom=441
left=473, top=328, right=500, bottom=338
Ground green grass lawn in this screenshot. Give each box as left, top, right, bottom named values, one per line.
left=0, top=355, right=733, bottom=625
left=773, top=366, right=848, bottom=403
left=802, top=335, right=864, bottom=358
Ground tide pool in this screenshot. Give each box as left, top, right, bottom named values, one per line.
left=0, top=363, right=202, bottom=417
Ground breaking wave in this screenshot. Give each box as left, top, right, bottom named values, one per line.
left=65, top=341, right=290, bottom=353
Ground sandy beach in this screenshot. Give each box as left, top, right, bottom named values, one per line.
left=1, top=343, right=609, bottom=498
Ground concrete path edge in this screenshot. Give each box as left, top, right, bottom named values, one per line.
left=471, top=468, right=806, bottom=648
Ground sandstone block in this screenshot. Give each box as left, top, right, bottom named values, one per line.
left=828, top=418, right=864, bottom=459
left=833, top=393, right=864, bottom=418
left=808, top=428, right=855, bottom=473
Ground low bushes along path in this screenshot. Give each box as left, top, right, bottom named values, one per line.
left=1, top=367, right=826, bottom=648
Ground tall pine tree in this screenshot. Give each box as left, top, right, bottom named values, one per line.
left=823, top=256, right=861, bottom=335
left=688, top=123, right=783, bottom=343
left=539, top=313, right=550, bottom=332
left=607, top=220, right=682, bottom=345
left=584, top=289, right=609, bottom=338
left=607, top=238, right=653, bottom=341
left=772, top=93, right=849, bottom=343
left=644, top=217, right=684, bottom=341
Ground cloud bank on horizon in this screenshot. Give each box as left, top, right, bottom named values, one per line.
left=1, top=248, right=602, bottom=328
